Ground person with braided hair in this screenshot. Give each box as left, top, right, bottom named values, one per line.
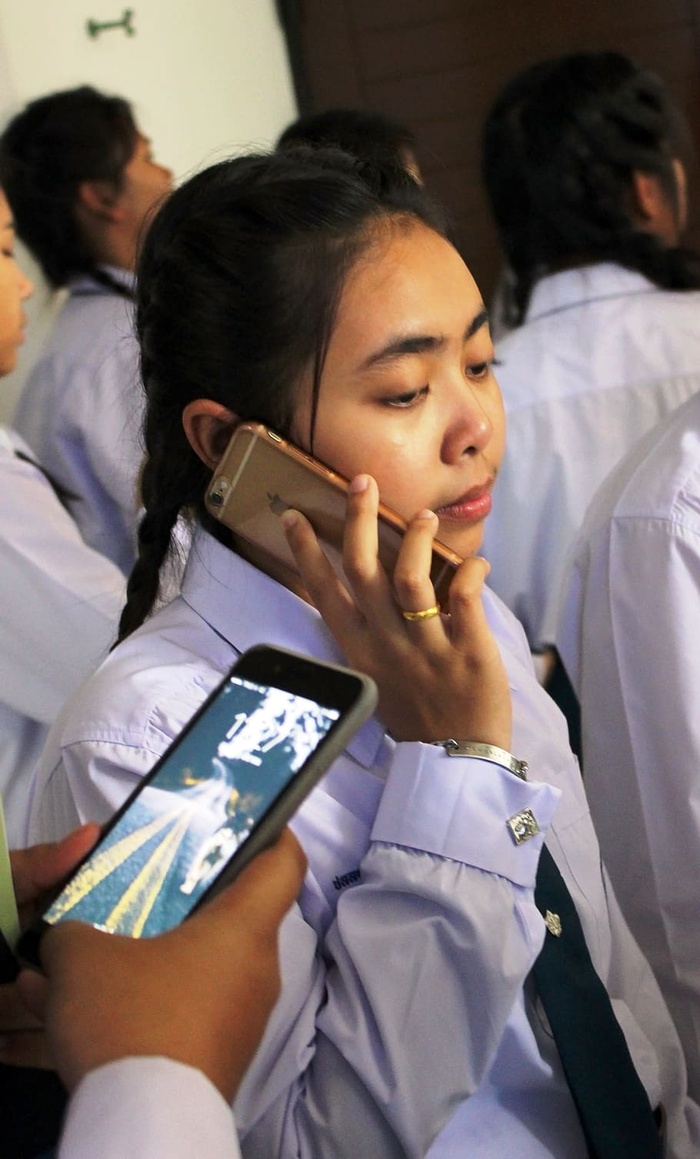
left=480, top=52, right=700, bottom=667
left=0, top=87, right=173, bottom=573
left=26, top=149, right=700, bottom=1157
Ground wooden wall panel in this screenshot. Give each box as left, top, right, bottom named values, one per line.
left=292, top=0, right=700, bottom=299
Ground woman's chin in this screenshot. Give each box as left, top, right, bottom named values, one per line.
left=437, top=520, right=486, bottom=561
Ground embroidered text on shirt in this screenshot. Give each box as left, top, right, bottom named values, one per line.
left=333, top=868, right=362, bottom=891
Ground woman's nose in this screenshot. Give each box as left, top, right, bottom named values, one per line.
left=442, top=388, right=493, bottom=461
left=19, top=268, right=33, bottom=300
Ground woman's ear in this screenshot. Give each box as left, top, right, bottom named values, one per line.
left=76, top=179, right=122, bottom=224
left=672, top=158, right=688, bottom=234
left=182, top=400, right=238, bottom=469
left=630, top=167, right=683, bottom=245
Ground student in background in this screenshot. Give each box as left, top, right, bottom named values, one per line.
left=277, top=106, right=421, bottom=182
left=0, top=87, right=173, bottom=573
left=480, top=52, right=700, bottom=669
left=558, top=388, right=700, bottom=1101
left=4, top=825, right=305, bottom=1159
left=0, top=187, right=124, bottom=847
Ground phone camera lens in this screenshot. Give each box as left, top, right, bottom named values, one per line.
left=208, top=480, right=229, bottom=508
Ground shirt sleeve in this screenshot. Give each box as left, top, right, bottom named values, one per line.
left=26, top=329, right=144, bottom=572
left=58, top=1058, right=241, bottom=1159
left=0, top=449, right=125, bottom=721
left=236, top=743, right=561, bottom=1159
left=36, top=715, right=561, bottom=1159
left=64, top=339, right=145, bottom=524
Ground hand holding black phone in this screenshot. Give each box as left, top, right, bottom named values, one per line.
left=18, top=645, right=377, bottom=970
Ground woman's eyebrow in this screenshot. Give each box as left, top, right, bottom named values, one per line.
left=466, top=307, right=489, bottom=339
left=361, top=305, right=489, bottom=370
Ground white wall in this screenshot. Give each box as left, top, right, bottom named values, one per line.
left=0, top=0, right=298, bottom=420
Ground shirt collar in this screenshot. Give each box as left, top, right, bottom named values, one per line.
left=68, top=265, right=137, bottom=296
left=526, top=263, right=657, bottom=323
left=181, top=527, right=387, bottom=769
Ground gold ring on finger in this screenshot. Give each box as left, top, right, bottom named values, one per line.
left=401, top=603, right=441, bottom=622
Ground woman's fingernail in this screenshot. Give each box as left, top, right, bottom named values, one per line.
left=415, top=508, right=437, bottom=521
left=280, top=510, right=299, bottom=531
left=349, top=474, right=369, bottom=494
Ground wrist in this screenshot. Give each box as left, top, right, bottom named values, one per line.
left=429, top=740, right=528, bottom=781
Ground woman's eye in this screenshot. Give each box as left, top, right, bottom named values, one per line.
left=465, top=361, right=492, bottom=381
left=383, top=386, right=429, bottom=409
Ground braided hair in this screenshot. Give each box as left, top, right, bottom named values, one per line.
left=117, top=148, right=447, bottom=641
left=0, top=86, right=138, bottom=291
left=482, top=52, right=700, bottom=326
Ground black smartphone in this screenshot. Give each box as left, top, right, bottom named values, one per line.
left=18, top=645, right=377, bottom=970
left=205, top=423, right=462, bottom=603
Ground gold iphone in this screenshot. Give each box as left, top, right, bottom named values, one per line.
left=205, top=423, right=461, bottom=602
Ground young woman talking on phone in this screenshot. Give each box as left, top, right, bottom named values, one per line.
left=27, top=151, right=698, bottom=1157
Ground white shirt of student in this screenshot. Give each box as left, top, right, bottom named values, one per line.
left=59, top=1059, right=241, bottom=1159
left=14, top=266, right=143, bottom=575
left=0, top=427, right=124, bottom=846
left=29, top=528, right=699, bottom=1158
left=481, top=262, right=700, bottom=648
left=558, top=388, right=700, bottom=1102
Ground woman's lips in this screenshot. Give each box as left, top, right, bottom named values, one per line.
left=435, top=482, right=493, bottom=523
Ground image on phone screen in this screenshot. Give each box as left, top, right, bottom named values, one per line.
left=42, top=675, right=339, bottom=938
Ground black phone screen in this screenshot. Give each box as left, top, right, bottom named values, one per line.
left=42, top=675, right=339, bottom=938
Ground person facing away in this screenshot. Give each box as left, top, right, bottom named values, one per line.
left=557, top=386, right=700, bottom=1102
left=0, top=86, right=173, bottom=574
left=277, top=106, right=422, bottom=182
left=27, top=148, right=699, bottom=1157
left=479, top=51, right=700, bottom=657
left=0, top=187, right=124, bottom=847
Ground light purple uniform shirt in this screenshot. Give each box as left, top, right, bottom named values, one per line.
left=559, top=389, right=700, bottom=1102
left=0, top=427, right=123, bottom=844
left=482, top=263, right=700, bottom=649
left=14, top=267, right=143, bottom=575
left=29, top=528, right=699, bottom=1157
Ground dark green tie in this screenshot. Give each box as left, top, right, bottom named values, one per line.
left=534, top=845, right=663, bottom=1158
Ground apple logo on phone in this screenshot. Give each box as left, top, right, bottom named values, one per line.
left=267, top=492, right=290, bottom=517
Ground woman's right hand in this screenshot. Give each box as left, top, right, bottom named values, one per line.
left=283, top=474, right=511, bottom=750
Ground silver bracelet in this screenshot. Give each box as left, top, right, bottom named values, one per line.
left=430, top=740, right=528, bottom=781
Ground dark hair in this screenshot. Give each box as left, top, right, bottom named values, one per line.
left=278, top=108, right=417, bottom=174
left=482, top=52, right=700, bottom=325
left=117, top=147, right=447, bottom=641
left=0, top=85, right=138, bottom=289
